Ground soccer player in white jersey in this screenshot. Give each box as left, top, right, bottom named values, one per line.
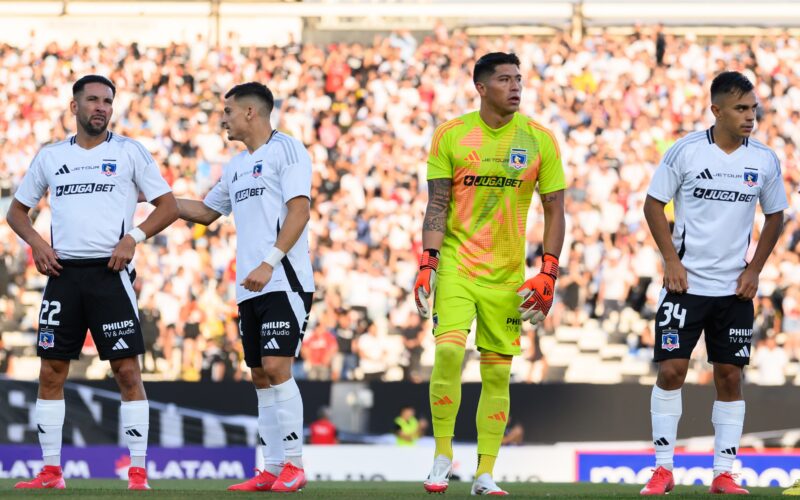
left=174, top=82, right=314, bottom=493
left=640, top=71, right=787, bottom=496
left=6, top=75, right=178, bottom=490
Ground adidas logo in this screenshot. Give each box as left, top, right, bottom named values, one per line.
left=654, top=437, right=670, bottom=446
left=734, top=346, right=750, bottom=358
left=465, top=150, right=481, bottom=164
left=721, top=447, right=737, bottom=456
left=232, top=171, right=238, bottom=182
left=283, top=432, right=299, bottom=442
left=259, top=436, right=266, bottom=446
left=55, top=165, right=71, bottom=175
left=264, top=338, right=280, bottom=350
left=488, top=411, right=507, bottom=422
left=125, top=429, right=142, bottom=437
left=696, top=168, right=713, bottom=180
left=433, top=396, right=453, bottom=406
left=112, top=338, right=130, bottom=351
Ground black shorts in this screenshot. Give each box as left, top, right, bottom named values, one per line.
left=238, top=291, right=313, bottom=367
left=37, top=258, right=144, bottom=361
left=654, top=292, right=754, bottom=366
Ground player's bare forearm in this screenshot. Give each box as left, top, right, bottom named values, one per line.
left=176, top=198, right=222, bottom=226
left=643, top=195, right=680, bottom=263
left=275, top=196, right=311, bottom=253
left=137, top=192, right=179, bottom=237
left=422, top=178, right=451, bottom=250
left=540, top=190, right=565, bottom=258
left=747, top=211, right=784, bottom=273
left=6, top=199, right=49, bottom=250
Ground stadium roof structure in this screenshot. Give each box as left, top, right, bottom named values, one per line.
left=0, top=0, right=798, bottom=46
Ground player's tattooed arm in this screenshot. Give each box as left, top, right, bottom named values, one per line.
left=423, top=178, right=452, bottom=233
left=540, top=189, right=565, bottom=259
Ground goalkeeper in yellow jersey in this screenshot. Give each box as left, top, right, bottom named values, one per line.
left=415, top=52, right=566, bottom=495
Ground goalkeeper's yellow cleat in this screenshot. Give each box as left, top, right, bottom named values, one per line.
left=783, top=479, right=800, bottom=495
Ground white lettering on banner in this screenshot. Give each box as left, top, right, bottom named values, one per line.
left=0, top=460, right=89, bottom=478
left=589, top=463, right=800, bottom=487
left=145, top=460, right=245, bottom=479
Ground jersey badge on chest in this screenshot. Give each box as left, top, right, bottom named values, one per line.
left=743, top=168, right=758, bottom=187
left=101, top=162, right=117, bottom=176
left=508, top=148, right=527, bottom=170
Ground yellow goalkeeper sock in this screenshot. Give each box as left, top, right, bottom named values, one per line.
left=430, top=331, right=467, bottom=460
left=475, top=351, right=512, bottom=472
left=476, top=454, right=497, bottom=477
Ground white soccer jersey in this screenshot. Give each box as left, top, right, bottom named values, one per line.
left=647, top=127, right=788, bottom=296
left=204, top=131, right=315, bottom=303
left=14, top=132, right=172, bottom=259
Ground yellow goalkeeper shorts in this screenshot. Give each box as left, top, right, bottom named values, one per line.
left=432, top=274, right=522, bottom=356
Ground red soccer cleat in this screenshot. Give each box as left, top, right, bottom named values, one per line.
left=640, top=466, right=674, bottom=495
left=14, top=465, right=66, bottom=489
left=709, top=472, right=749, bottom=494
left=270, top=462, right=307, bottom=493
left=227, top=468, right=279, bottom=491
left=128, top=466, right=151, bottom=490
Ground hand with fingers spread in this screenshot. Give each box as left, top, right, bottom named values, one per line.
left=414, top=249, right=439, bottom=318
left=517, top=253, right=559, bottom=324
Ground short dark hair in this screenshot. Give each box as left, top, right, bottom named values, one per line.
left=473, top=52, right=521, bottom=84
left=73, top=74, right=116, bottom=97
left=710, top=71, right=754, bottom=101
left=224, top=82, right=274, bottom=113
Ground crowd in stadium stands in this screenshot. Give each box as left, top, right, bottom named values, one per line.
left=1, top=26, right=799, bottom=384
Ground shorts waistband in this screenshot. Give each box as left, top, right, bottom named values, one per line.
left=57, top=258, right=111, bottom=267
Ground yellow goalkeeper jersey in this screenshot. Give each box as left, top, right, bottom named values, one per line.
left=427, top=111, right=566, bottom=289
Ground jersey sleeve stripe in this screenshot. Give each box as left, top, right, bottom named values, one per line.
left=527, top=120, right=561, bottom=158
left=276, top=138, right=294, bottom=165
left=430, top=119, right=463, bottom=158
left=123, top=137, right=154, bottom=165
left=663, top=134, right=706, bottom=166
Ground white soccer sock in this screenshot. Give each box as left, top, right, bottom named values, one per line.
left=121, top=400, right=149, bottom=469
left=257, top=387, right=285, bottom=475
left=273, top=378, right=304, bottom=468
left=36, top=399, right=65, bottom=467
left=712, top=400, right=745, bottom=475
left=651, top=386, right=682, bottom=470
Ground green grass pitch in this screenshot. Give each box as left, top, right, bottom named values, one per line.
left=0, top=479, right=786, bottom=498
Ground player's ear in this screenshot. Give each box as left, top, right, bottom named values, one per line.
left=474, top=80, right=486, bottom=98
left=710, top=102, right=720, bottom=119
left=69, top=98, right=78, bottom=116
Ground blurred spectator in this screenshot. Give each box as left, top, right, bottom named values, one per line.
left=752, top=335, right=788, bottom=386
left=524, top=326, right=547, bottom=383
left=309, top=406, right=338, bottom=445
left=394, top=406, right=427, bottom=446
left=354, top=321, right=387, bottom=381
left=302, top=323, right=339, bottom=380
left=502, top=418, right=525, bottom=446
left=396, top=309, right=426, bottom=382
left=0, top=334, right=13, bottom=377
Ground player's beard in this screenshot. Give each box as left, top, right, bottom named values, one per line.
left=79, top=114, right=109, bottom=136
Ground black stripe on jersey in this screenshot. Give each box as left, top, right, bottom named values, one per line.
left=707, top=126, right=715, bottom=144
left=119, top=220, right=125, bottom=241
left=277, top=219, right=304, bottom=292
left=743, top=137, right=749, bottom=147
left=106, top=131, right=113, bottom=142
left=678, top=228, right=686, bottom=260
left=70, top=135, right=76, bottom=145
